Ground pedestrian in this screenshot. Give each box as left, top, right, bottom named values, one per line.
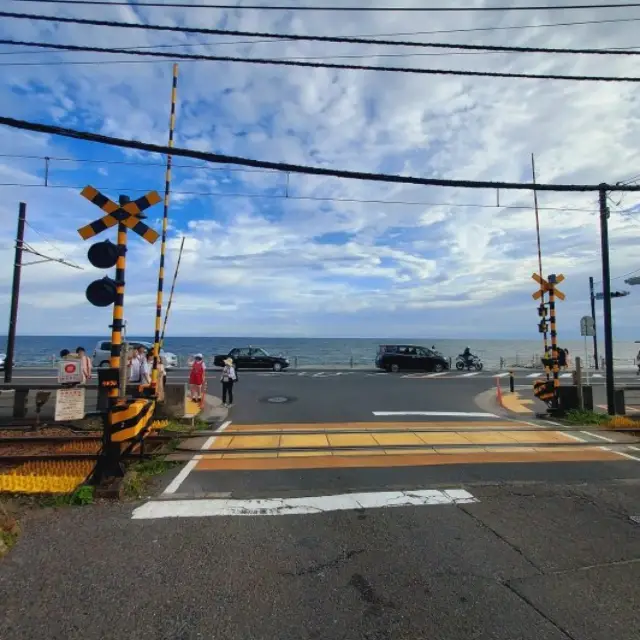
left=189, top=354, right=206, bottom=403
left=76, top=346, right=92, bottom=384
left=564, top=348, right=570, bottom=370
left=636, top=350, right=640, bottom=375
left=59, top=349, right=71, bottom=360
left=145, top=350, right=165, bottom=400
left=129, top=345, right=147, bottom=384
left=221, top=357, right=237, bottom=408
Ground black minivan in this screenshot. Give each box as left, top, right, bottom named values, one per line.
left=375, top=344, right=449, bottom=373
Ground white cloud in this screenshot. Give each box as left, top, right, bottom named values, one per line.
left=1, top=1, right=640, bottom=339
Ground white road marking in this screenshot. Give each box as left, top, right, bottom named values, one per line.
left=527, top=373, right=543, bottom=378
left=560, top=373, right=573, bottom=378
left=562, top=429, right=640, bottom=464
left=460, top=372, right=481, bottom=377
left=162, top=420, right=232, bottom=495
left=494, top=373, right=510, bottom=378
left=312, top=372, right=325, bottom=377
left=132, top=488, right=478, bottom=519
left=372, top=411, right=498, bottom=418
left=592, top=374, right=604, bottom=378
left=424, top=372, right=448, bottom=378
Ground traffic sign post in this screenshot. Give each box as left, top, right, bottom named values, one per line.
left=580, top=315, right=595, bottom=385
left=532, top=273, right=565, bottom=410
left=78, top=186, right=160, bottom=483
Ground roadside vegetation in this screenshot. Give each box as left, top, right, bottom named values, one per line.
left=563, top=409, right=639, bottom=430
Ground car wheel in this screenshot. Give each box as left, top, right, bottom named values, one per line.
left=99, top=360, right=110, bottom=369
left=273, top=362, right=283, bottom=372
left=433, top=363, right=444, bottom=373
left=390, top=363, right=400, bottom=373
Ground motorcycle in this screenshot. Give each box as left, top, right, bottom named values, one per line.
left=455, top=354, right=484, bottom=371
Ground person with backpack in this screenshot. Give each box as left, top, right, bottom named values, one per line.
left=221, top=357, right=237, bottom=408
left=189, top=354, right=206, bottom=403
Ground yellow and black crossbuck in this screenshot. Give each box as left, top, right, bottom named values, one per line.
left=77, top=186, right=161, bottom=243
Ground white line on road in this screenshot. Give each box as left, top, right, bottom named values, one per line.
left=526, top=373, right=543, bottom=378
left=372, top=411, right=498, bottom=418
left=563, top=430, right=640, bottom=464
left=132, top=488, right=478, bottom=519
left=162, top=420, right=232, bottom=496
left=424, top=372, right=448, bottom=378
left=494, top=373, right=510, bottom=378
left=460, top=372, right=481, bottom=378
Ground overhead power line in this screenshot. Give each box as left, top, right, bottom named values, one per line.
left=8, top=0, right=640, bottom=11
left=4, top=15, right=640, bottom=60
left=1, top=39, right=638, bottom=82
left=3, top=11, right=640, bottom=57
left=2, top=114, right=640, bottom=193
left=0, top=181, right=612, bottom=215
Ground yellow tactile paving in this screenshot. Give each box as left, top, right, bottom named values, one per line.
left=194, top=420, right=628, bottom=471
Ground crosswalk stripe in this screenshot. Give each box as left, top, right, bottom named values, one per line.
left=527, top=373, right=543, bottom=378
left=494, top=372, right=510, bottom=378
left=559, top=373, right=572, bottom=378
left=460, top=372, right=481, bottom=377
left=424, top=372, right=448, bottom=378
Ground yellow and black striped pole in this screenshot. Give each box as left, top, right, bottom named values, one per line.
left=548, top=278, right=559, bottom=408
left=152, top=63, right=179, bottom=392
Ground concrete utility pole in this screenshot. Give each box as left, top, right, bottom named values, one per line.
left=4, top=202, right=81, bottom=383
left=598, top=186, right=615, bottom=415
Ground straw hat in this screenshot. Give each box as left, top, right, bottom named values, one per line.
left=223, top=357, right=233, bottom=366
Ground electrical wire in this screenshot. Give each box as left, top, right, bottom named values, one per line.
left=8, top=0, right=640, bottom=11
left=0, top=39, right=638, bottom=82
left=4, top=14, right=640, bottom=59
left=2, top=113, right=640, bottom=193
left=0, top=152, right=277, bottom=173
left=0, top=181, right=610, bottom=214
left=3, top=11, right=640, bottom=57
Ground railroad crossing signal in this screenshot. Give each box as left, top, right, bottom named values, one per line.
left=531, top=273, right=565, bottom=301
left=77, top=186, right=161, bottom=243
left=78, top=187, right=161, bottom=307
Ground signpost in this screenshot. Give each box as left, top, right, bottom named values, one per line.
left=57, top=358, right=83, bottom=385
left=580, top=315, right=595, bottom=385
left=55, top=387, right=86, bottom=421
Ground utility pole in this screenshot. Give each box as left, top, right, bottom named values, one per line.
left=589, top=276, right=599, bottom=370
left=598, top=185, right=615, bottom=415
left=4, top=202, right=82, bottom=384
left=4, top=202, right=27, bottom=383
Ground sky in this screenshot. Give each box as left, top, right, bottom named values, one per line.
left=1, top=0, right=640, bottom=341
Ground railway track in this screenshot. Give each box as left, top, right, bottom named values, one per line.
left=0, top=429, right=176, bottom=493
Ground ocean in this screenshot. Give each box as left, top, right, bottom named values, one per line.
left=1, top=336, right=638, bottom=369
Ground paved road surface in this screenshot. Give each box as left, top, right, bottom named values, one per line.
left=2, top=374, right=639, bottom=639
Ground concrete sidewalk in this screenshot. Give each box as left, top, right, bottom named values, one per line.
left=1, top=480, right=639, bottom=639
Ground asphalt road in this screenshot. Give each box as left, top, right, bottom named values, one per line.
left=2, top=482, right=639, bottom=640
left=2, top=374, right=640, bottom=639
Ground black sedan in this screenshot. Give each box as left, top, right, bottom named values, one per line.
left=213, top=347, right=290, bottom=372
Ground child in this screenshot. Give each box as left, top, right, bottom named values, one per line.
left=189, top=354, right=206, bottom=403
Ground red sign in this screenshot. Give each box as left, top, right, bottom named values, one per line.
left=64, top=363, right=76, bottom=374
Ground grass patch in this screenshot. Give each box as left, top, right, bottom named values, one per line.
left=162, top=418, right=210, bottom=433
left=123, top=457, right=180, bottom=499
left=38, top=485, right=95, bottom=508
left=0, top=502, right=21, bottom=557
left=564, top=409, right=609, bottom=425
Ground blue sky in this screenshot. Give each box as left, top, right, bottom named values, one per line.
left=1, top=1, right=640, bottom=340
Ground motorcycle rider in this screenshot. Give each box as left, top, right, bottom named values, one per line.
left=461, top=346, right=476, bottom=367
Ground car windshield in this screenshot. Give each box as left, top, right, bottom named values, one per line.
left=253, top=348, right=269, bottom=356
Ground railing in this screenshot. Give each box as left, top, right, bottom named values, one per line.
left=7, top=352, right=640, bottom=371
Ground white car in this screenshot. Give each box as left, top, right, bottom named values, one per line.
left=91, top=340, right=178, bottom=369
